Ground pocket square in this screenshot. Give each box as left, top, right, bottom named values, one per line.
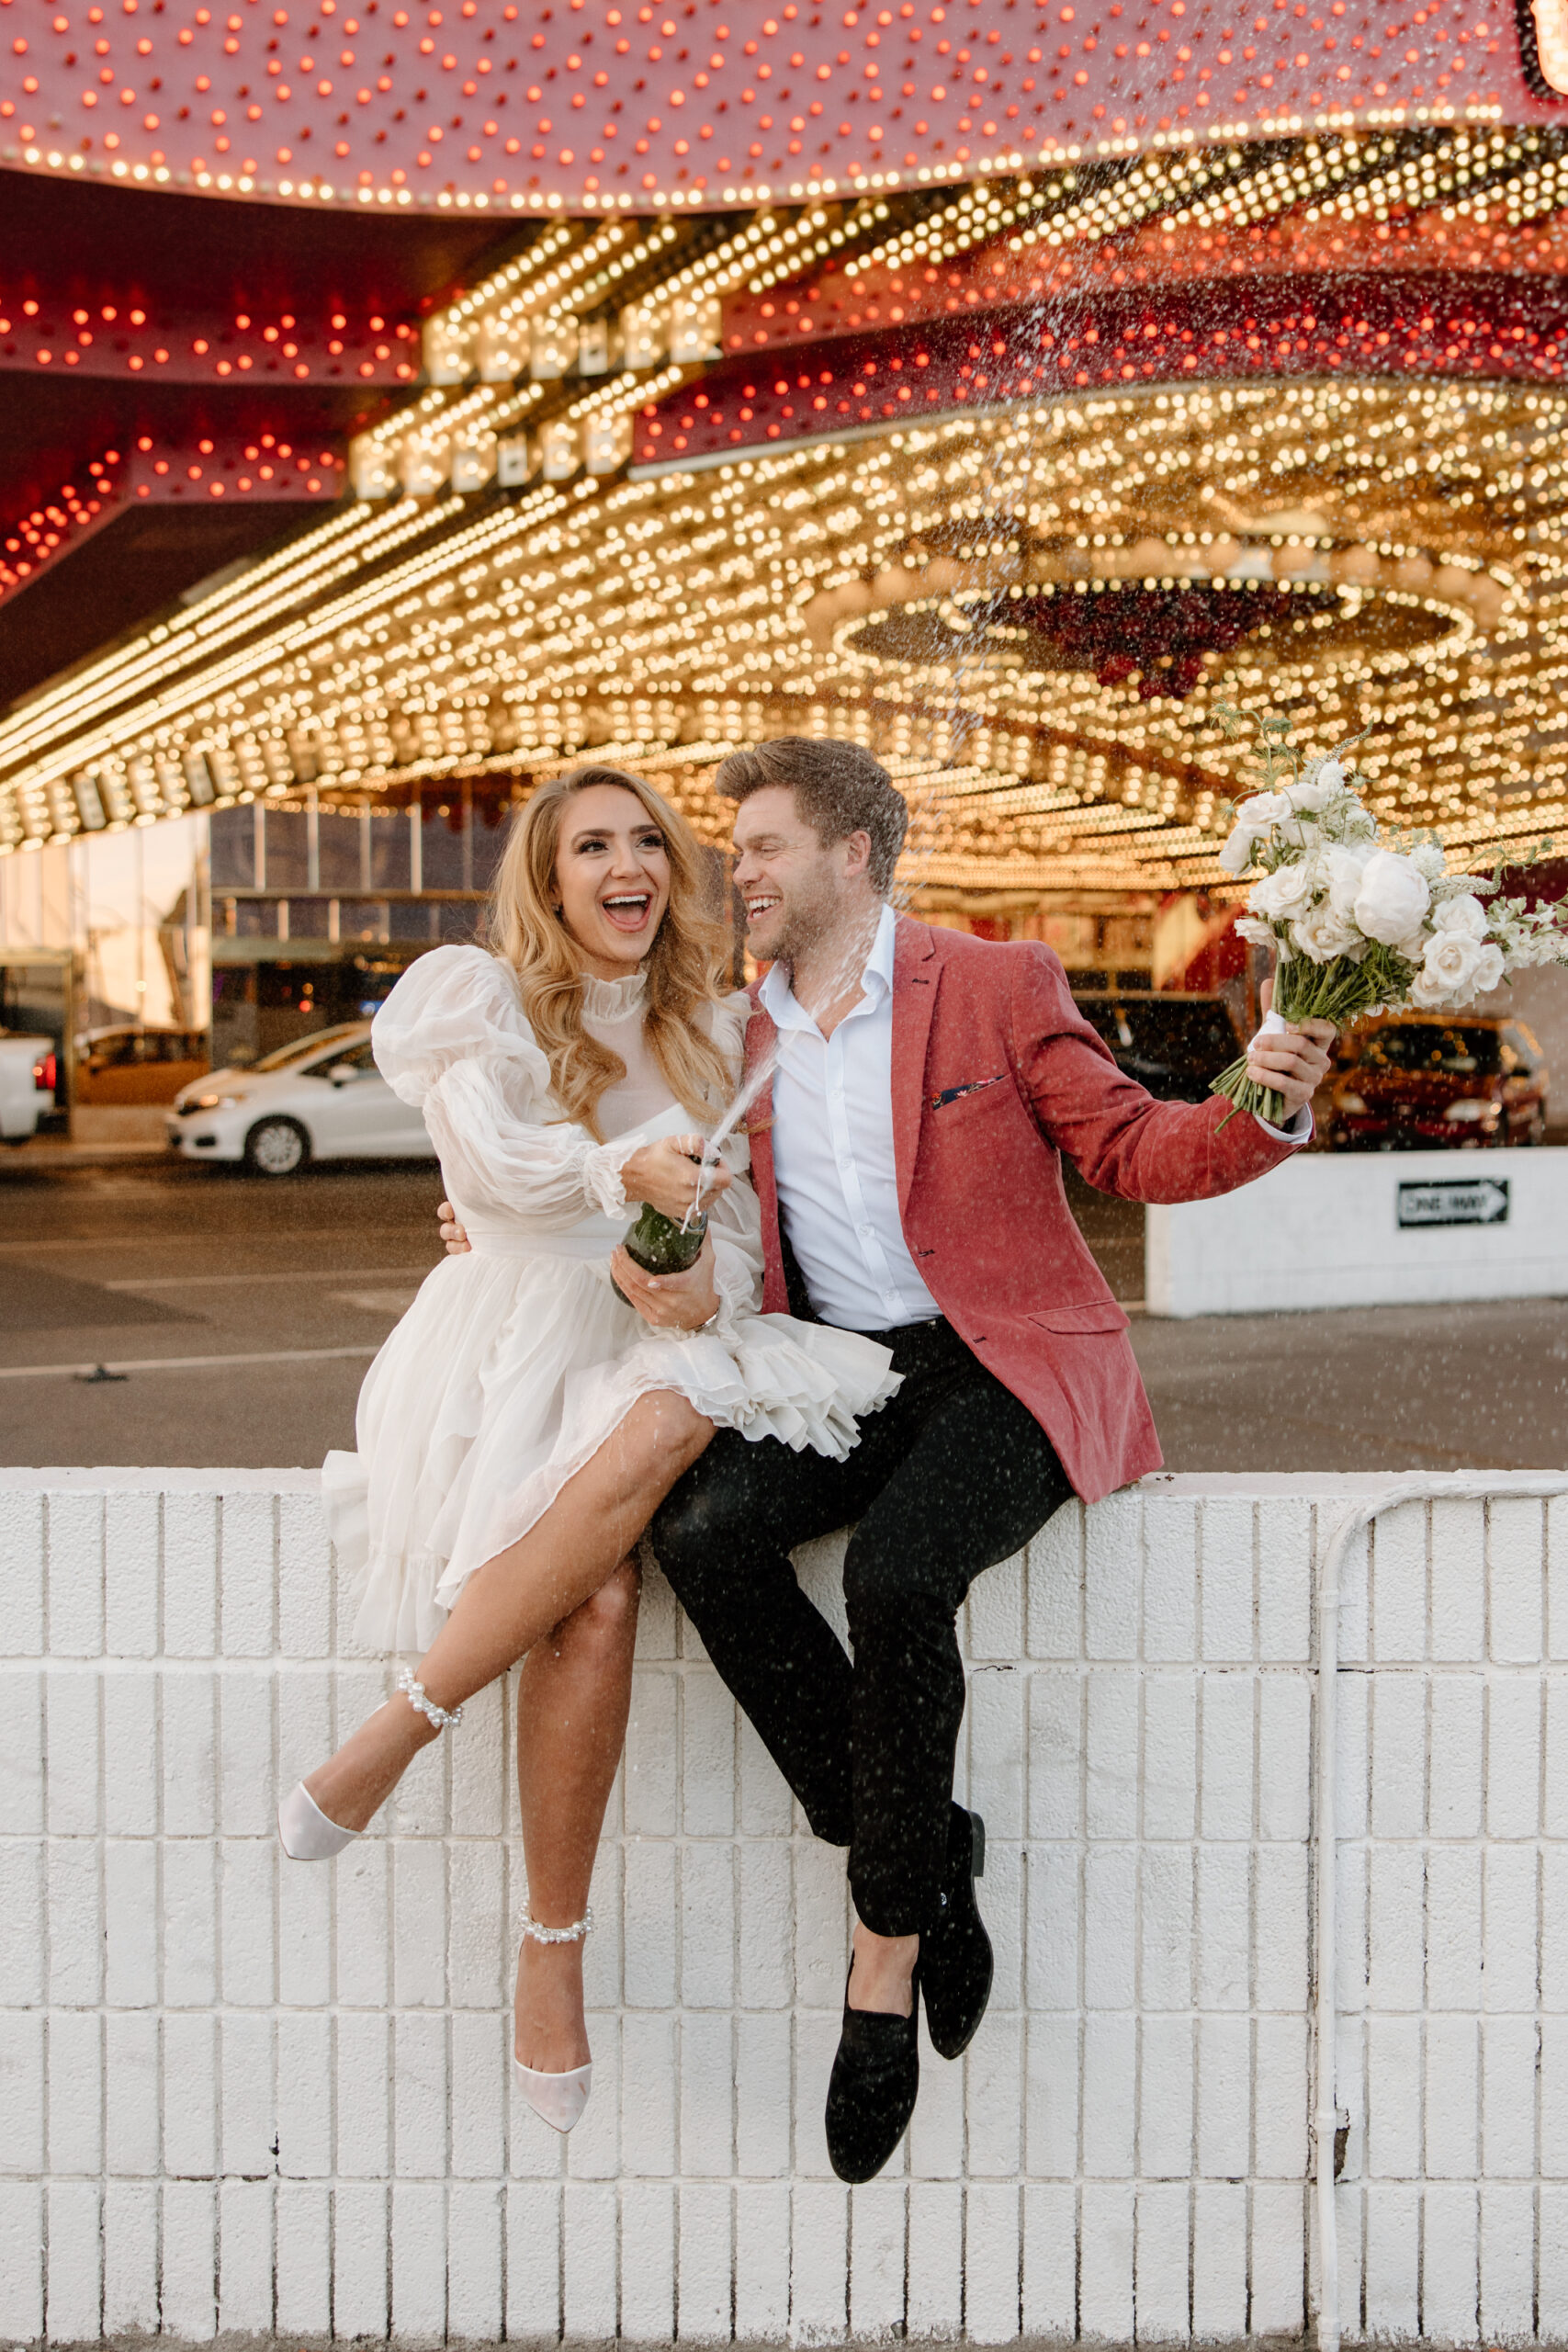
left=931, top=1075, right=1006, bottom=1109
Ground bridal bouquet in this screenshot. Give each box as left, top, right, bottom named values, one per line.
left=1208, top=711, right=1568, bottom=1126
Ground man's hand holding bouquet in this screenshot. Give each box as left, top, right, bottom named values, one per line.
left=1210, top=709, right=1568, bottom=1126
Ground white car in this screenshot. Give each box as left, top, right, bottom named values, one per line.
left=165, top=1021, right=436, bottom=1176
left=0, top=1031, right=57, bottom=1141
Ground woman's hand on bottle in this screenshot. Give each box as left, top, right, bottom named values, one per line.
left=618, top=1133, right=731, bottom=1222
left=611, top=1233, right=721, bottom=1332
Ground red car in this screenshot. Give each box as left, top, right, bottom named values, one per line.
left=1325, top=1012, right=1549, bottom=1150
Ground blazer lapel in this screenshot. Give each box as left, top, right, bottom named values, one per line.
left=892, top=917, right=940, bottom=1215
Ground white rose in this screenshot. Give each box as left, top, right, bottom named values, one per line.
left=1290, top=901, right=1364, bottom=963
left=1249, top=861, right=1315, bottom=922
left=1353, top=849, right=1432, bottom=945
left=1234, top=913, right=1277, bottom=948
left=1433, top=891, right=1489, bottom=940
left=1284, top=774, right=1336, bottom=815
left=1411, top=928, right=1484, bottom=1007
left=1472, top=941, right=1505, bottom=992
left=1325, top=842, right=1374, bottom=918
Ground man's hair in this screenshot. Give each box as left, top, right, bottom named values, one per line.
left=715, top=736, right=908, bottom=895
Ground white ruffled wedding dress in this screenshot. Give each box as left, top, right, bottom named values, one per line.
left=323, top=944, right=898, bottom=1655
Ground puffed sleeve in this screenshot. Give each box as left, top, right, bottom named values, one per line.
left=371, top=944, right=650, bottom=1226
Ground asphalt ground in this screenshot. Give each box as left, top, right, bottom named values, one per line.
left=1, top=1156, right=1563, bottom=1473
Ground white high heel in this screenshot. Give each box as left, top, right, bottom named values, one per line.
left=276, top=1781, right=359, bottom=1860
left=277, top=1666, right=467, bottom=1860
left=513, top=1903, right=594, bottom=2134
left=513, top=2057, right=593, bottom=2134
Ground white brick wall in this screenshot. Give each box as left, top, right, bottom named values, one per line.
left=2, top=1467, right=1562, bottom=2344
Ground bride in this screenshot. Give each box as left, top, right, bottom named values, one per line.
left=279, top=763, right=896, bottom=2134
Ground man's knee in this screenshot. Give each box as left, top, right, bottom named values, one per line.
left=843, top=1535, right=959, bottom=1643
left=649, top=1469, right=747, bottom=1602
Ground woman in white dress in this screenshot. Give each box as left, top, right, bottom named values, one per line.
left=278, top=765, right=896, bottom=2132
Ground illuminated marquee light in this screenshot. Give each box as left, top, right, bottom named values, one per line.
left=0, top=2, right=1557, bottom=218
left=0, top=434, right=346, bottom=611
left=0, top=289, right=418, bottom=383
left=7, top=368, right=1568, bottom=889
left=634, top=268, right=1568, bottom=469
left=12, top=147, right=1568, bottom=885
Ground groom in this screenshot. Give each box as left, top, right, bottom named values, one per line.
left=444, top=739, right=1332, bottom=2180
left=645, top=739, right=1331, bottom=2180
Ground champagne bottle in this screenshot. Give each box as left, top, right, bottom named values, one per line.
left=611, top=1203, right=707, bottom=1306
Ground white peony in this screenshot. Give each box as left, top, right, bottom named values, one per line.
left=1248, top=861, right=1316, bottom=922
left=1353, top=849, right=1431, bottom=945
left=1284, top=774, right=1337, bottom=816
left=1432, top=890, right=1489, bottom=940
left=1411, top=928, right=1486, bottom=1007
left=1324, top=842, right=1375, bottom=917
left=1290, top=901, right=1364, bottom=962
left=1217, top=789, right=1292, bottom=875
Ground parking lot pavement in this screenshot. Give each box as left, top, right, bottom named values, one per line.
left=2, top=1156, right=1563, bottom=1473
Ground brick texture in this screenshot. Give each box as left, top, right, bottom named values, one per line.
left=3, top=1469, right=1561, bottom=2343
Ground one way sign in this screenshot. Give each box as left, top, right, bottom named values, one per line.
left=1397, top=1179, right=1511, bottom=1229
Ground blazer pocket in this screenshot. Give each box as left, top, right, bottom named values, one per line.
left=1026, top=1301, right=1131, bottom=1335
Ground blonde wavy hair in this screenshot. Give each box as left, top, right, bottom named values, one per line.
left=486, top=764, right=735, bottom=1140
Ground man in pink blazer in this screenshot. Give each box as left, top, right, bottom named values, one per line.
left=649, top=737, right=1334, bottom=2183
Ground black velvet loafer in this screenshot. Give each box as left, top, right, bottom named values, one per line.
left=825, top=1967, right=921, bottom=2183
left=920, top=1804, right=992, bottom=2061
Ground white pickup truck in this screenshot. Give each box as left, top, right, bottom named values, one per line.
left=0, top=1031, right=58, bottom=1140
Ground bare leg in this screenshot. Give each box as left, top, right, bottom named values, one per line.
left=305, top=1390, right=709, bottom=1830
left=513, top=1555, right=640, bottom=2072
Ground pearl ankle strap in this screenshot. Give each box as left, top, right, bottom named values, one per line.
left=520, top=1905, right=593, bottom=1945
left=397, top=1666, right=463, bottom=1731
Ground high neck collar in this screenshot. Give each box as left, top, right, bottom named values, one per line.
left=580, top=966, right=649, bottom=1023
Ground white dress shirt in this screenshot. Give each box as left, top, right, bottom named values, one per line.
left=761, top=904, right=942, bottom=1333
left=760, top=906, right=1310, bottom=1333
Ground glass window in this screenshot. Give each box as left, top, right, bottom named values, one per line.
left=317, top=809, right=364, bottom=892
left=338, top=900, right=389, bottom=944
left=369, top=805, right=412, bottom=890
left=421, top=787, right=468, bottom=888
left=1357, top=1023, right=1503, bottom=1075
left=389, top=899, right=438, bottom=942
left=263, top=807, right=310, bottom=890
left=471, top=786, right=513, bottom=889
left=209, top=805, right=256, bottom=888
left=252, top=1022, right=366, bottom=1073
left=322, top=1039, right=379, bottom=1075
left=90, top=1032, right=140, bottom=1068
left=286, top=899, right=333, bottom=939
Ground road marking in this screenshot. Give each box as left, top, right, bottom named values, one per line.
left=101, top=1263, right=438, bottom=1292
left=0, top=1224, right=443, bottom=1256
left=0, top=1344, right=381, bottom=1383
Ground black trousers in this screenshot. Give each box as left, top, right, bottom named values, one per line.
left=651, top=1317, right=1072, bottom=1937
